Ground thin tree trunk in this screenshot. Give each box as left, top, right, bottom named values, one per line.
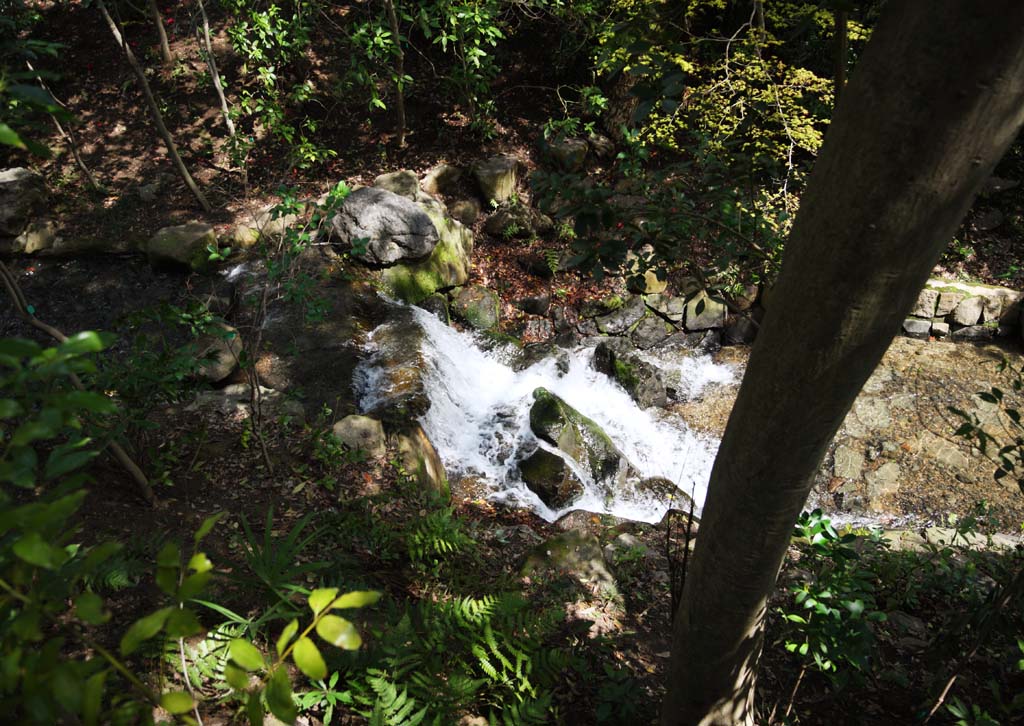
left=661, top=2, right=1024, bottom=725
left=753, top=1, right=766, bottom=52
left=195, top=0, right=235, bottom=138
left=97, top=0, right=211, bottom=213
left=148, top=0, right=174, bottom=64
left=834, top=9, right=848, bottom=103
left=382, top=0, right=406, bottom=147
left=25, top=60, right=101, bottom=192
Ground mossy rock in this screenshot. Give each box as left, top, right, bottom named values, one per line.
left=593, top=341, right=667, bottom=409
left=381, top=206, right=473, bottom=303
left=451, top=286, right=500, bottom=330
left=529, top=388, right=624, bottom=483
left=519, top=448, right=584, bottom=509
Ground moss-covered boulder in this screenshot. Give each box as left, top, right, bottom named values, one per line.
left=390, top=423, right=449, bottom=500
left=518, top=447, right=584, bottom=509
left=451, top=285, right=500, bottom=330
left=529, top=388, right=632, bottom=488
left=381, top=205, right=473, bottom=304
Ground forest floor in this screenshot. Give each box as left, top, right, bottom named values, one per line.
left=3, top=1, right=1024, bottom=723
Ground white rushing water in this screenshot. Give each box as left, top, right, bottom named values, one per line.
left=357, top=304, right=737, bottom=524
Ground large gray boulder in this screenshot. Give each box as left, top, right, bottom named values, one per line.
left=331, top=187, right=439, bottom=265
left=380, top=204, right=474, bottom=303
left=0, top=168, right=45, bottom=248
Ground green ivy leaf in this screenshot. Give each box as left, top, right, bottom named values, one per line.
left=276, top=618, right=299, bottom=657
left=316, top=614, right=361, bottom=650
left=229, top=638, right=266, bottom=671
left=292, top=637, right=327, bottom=680
left=308, top=587, right=339, bottom=615
left=160, top=691, right=195, bottom=715
left=121, top=607, right=174, bottom=655
left=0, top=399, right=23, bottom=418
left=266, top=667, right=297, bottom=723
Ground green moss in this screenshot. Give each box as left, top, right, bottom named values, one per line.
left=612, top=358, right=639, bottom=391
left=382, top=209, right=473, bottom=303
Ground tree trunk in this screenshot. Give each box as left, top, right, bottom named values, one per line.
left=660, top=3, right=1024, bottom=725
left=382, top=0, right=407, bottom=147
left=148, top=0, right=174, bottom=64
left=97, top=0, right=211, bottom=213
left=834, top=9, right=848, bottom=103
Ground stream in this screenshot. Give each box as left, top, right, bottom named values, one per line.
left=356, top=304, right=737, bottom=523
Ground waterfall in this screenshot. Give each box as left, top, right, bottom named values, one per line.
left=357, top=303, right=736, bottom=524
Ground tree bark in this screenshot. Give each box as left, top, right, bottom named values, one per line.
left=660, top=2, right=1024, bottom=725
left=97, top=0, right=211, bottom=213
left=382, top=0, right=407, bottom=147
left=148, top=0, right=174, bottom=64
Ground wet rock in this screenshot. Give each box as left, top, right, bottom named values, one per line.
left=473, top=154, right=520, bottom=203
left=380, top=203, right=473, bottom=303
left=420, top=163, right=462, bottom=197
left=685, top=293, right=727, bottom=331
left=193, top=323, right=243, bottom=383
left=595, top=296, right=647, bottom=334
left=147, top=222, right=216, bottom=271
left=417, top=293, right=450, bottom=324
left=332, top=415, right=386, bottom=458
left=902, top=318, right=931, bottom=339
left=452, top=285, right=500, bottom=330
left=519, top=447, right=584, bottom=509
left=357, top=310, right=431, bottom=420
left=332, top=187, right=439, bottom=265
left=593, top=341, right=667, bottom=409
left=523, top=318, right=554, bottom=340
left=530, top=387, right=633, bottom=487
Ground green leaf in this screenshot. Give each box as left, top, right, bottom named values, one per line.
left=266, top=667, right=297, bottom=723
left=332, top=590, right=381, bottom=610
left=0, top=338, right=41, bottom=358
left=75, top=592, right=109, bottom=625
left=292, top=637, right=327, bottom=680
left=246, top=690, right=265, bottom=725
left=224, top=662, right=250, bottom=691
left=62, top=390, right=116, bottom=414
left=229, top=638, right=266, bottom=671
left=194, top=512, right=224, bottom=544
left=13, top=531, right=64, bottom=569
left=11, top=418, right=58, bottom=447
left=57, top=331, right=111, bottom=357
left=188, top=552, right=213, bottom=574
left=0, top=123, right=27, bottom=150
left=52, top=663, right=84, bottom=713
left=160, top=691, right=195, bottom=715
left=82, top=669, right=107, bottom=726
left=308, top=587, right=339, bottom=615
left=45, top=441, right=98, bottom=480
left=120, top=607, right=173, bottom=655
left=178, top=570, right=212, bottom=601
left=276, top=618, right=299, bottom=657
left=315, top=615, right=361, bottom=650
left=165, top=608, right=204, bottom=638
left=0, top=399, right=23, bottom=418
